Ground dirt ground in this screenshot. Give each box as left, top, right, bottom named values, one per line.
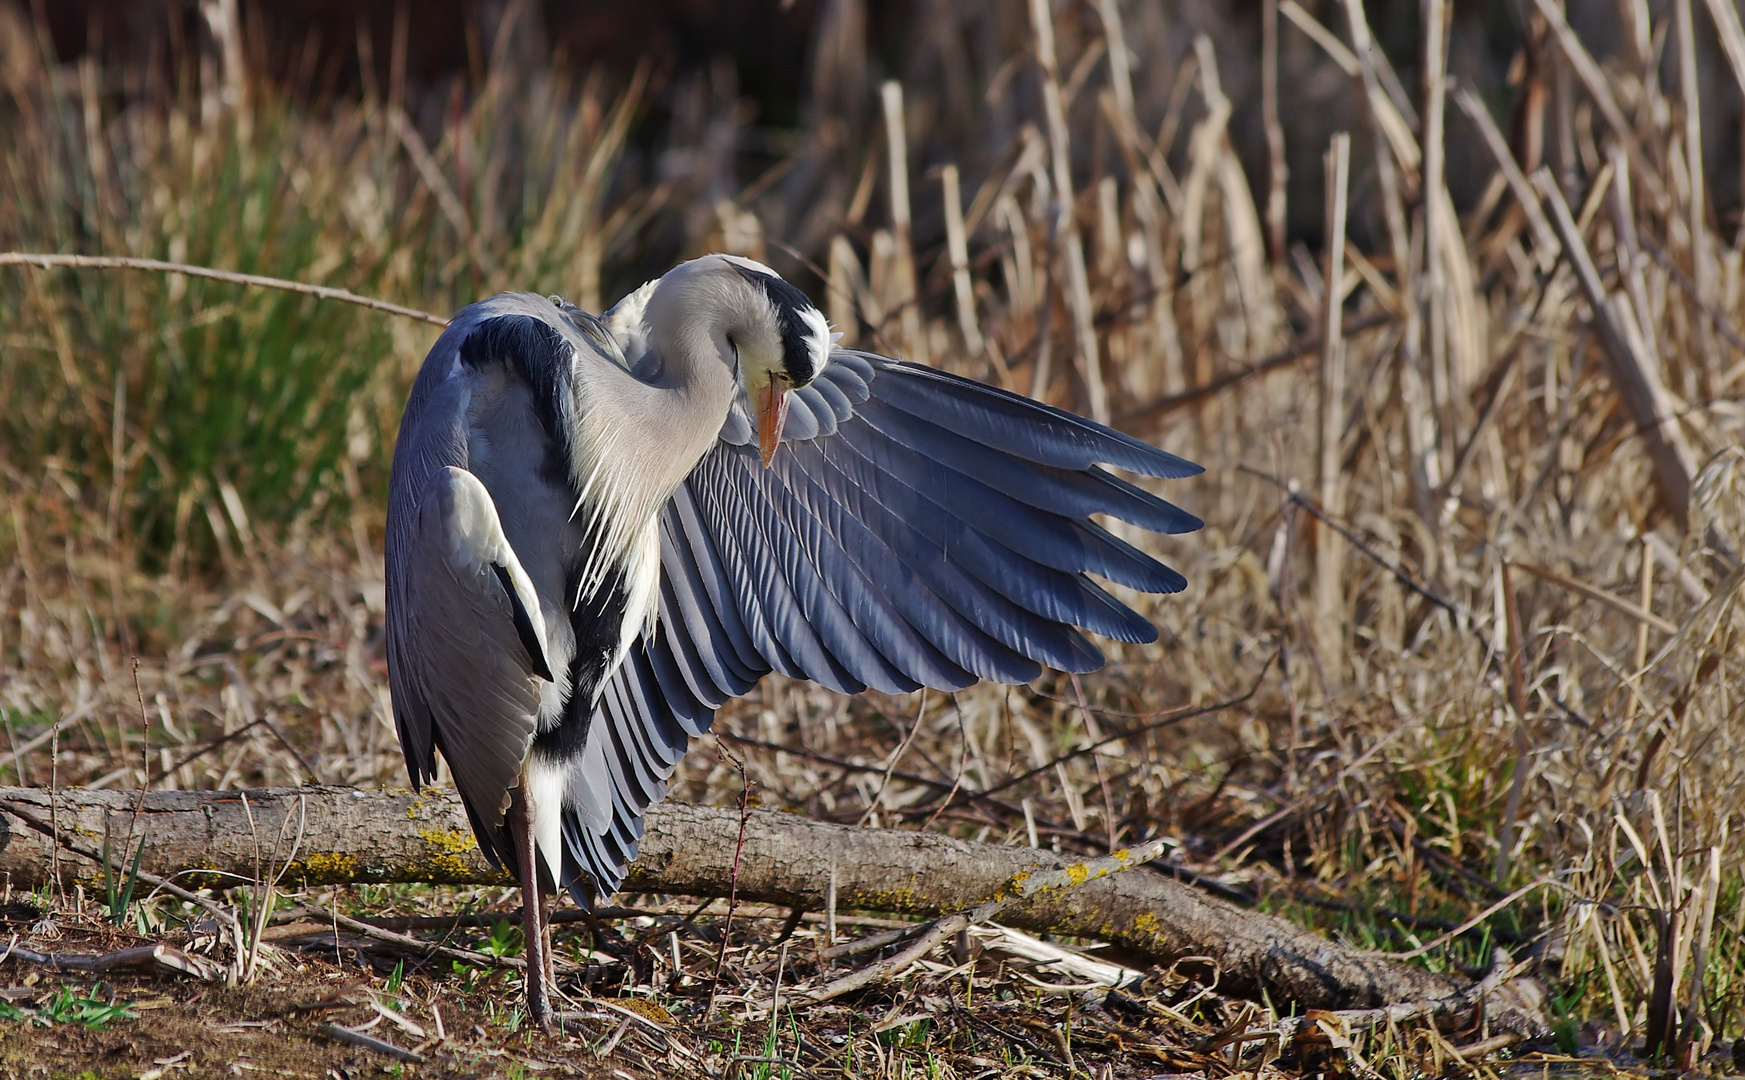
left=0, top=891, right=1680, bottom=1080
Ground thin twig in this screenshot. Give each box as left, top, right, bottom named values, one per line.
left=297, top=901, right=527, bottom=971
left=856, top=692, right=927, bottom=828
left=971, top=660, right=1274, bottom=802
left=1364, top=884, right=1552, bottom=961
left=0, top=253, right=449, bottom=326
left=1638, top=236, right=1745, bottom=356
left=315, top=1023, right=427, bottom=1063
left=724, top=669, right=1269, bottom=821
left=802, top=836, right=1177, bottom=1004
left=706, top=741, right=755, bottom=1021
left=1118, top=311, right=1393, bottom=428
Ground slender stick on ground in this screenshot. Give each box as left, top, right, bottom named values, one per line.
left=803, top=835, right=1179, bottom=1005
left=705, top=742, right=754, bottom=1021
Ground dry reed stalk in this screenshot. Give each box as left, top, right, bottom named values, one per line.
left=995, top=192, right=1037, bottom=345
left=1533, top=168, right=1698, bottom=524
left=1317, top=133, right=1351, bottom=677
left=1177, top=34, right=1229, bottom=386
left=1092, top=0, right=1181, bottom=401
left=1029, top=0, right=1106, bottom=421
left=1418, top=17, right=1486, bottom=414
left=390, top=108, right=495, bottom=282
left=1704, top=0, right=1745, bottom=108
left=1096, top=88, right=1184, bottom=399
left=940, top=164, right=982, bottom=357
left=880, top=80, right=926, bottom=367
left=1610, top=157, right=1677, bottom=479
left=1451, top=84, right=1561, bottom=271
left=1336, top=0, right=1439, bottom=502
left=1529, top=0, right=1667, bottom=207
left=1422, top=0, right=1449, bottom=353
left=1278, top=2, right=1420, bottom=177
left=1262, top=0, right=1287, bottom=266
left=1433, top=186, right=1488, bottom=402
left=1625, top=543, right=1655, bottom=724
left=1492, top=562, right=1531, bottom=886
left=826, top=235, right=861, bottom=348
left=1675, top=0, right=1716, bottom=373
left=1094, top=176, right=1130, bottom=386
left=1339, top=0, right=1414, bottom=270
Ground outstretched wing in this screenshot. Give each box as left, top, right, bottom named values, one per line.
left=561, top=351, right=1200, bottom=900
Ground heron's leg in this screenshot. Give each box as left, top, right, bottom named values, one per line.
left=540, top=886, right=556, bottom=994
left=507, top=788, right=553, bottom=1031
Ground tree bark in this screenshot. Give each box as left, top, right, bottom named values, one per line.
left=0, top=786, right=1517, bottom=1015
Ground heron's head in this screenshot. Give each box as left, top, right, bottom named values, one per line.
left=642, top=254, right=833, bottom=466
left=713, top=257, right=831, bottom=467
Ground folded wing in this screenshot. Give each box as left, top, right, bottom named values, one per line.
left=389, top=465, right=552, bottom=870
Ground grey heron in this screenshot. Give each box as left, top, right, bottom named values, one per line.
left=385, top=254, right=1201, bottom=1027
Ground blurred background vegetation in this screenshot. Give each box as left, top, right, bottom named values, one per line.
left=3, top=0, right=1745, bottom=1067
left=9, top=0, right=1744, bottom=569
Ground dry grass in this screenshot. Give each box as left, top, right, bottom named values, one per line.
left=2, top=0, right=1744, bottom=1075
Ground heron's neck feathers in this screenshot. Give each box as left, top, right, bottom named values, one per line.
left=558, top=263, right=743, bottom=624
left=562, top=396, right=696, bottom=635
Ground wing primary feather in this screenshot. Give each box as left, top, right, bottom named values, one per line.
left=855, top=398, right=1201, bottom=533
left=855, top=355, right=1202, bottom=479
left=807, top=424, right=1159, bottom=641
left=821, top=405, right=1188, bottom=593
left=767, top=441, right=1066, bottom=681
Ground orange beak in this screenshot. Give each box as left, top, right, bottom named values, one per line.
left=757, top=379, right=790, bottom=468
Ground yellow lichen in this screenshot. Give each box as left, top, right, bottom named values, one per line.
left=616, top=999, right=674, bottom=1025
left=1133, top=911, right=1162, bottom=936
left=418, top=827, right=476, bottom=854
left=1065, top=862, right=1089, bottom=886
left=415, top=827, right=481, bottom=882
left=301, top=851, right=361, bottom=881
left=417, top=851, right=473, bottom=880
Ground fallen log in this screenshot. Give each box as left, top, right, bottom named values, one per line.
left=0, top=785, right=1542, bottom=1023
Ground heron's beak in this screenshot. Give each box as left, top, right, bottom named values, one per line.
left=757, top=378, right=790, bottom=468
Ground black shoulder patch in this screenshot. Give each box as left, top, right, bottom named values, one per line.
left=458, top=314, right=574, bottom=462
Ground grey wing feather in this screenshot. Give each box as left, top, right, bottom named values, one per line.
left=559, top=637, right=706, bottom=901
left=561, top=351, right=1201, bottom=901
left=654, top=351, right=1201, bottom=706
left=388, top=465, right=549, bottom=870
